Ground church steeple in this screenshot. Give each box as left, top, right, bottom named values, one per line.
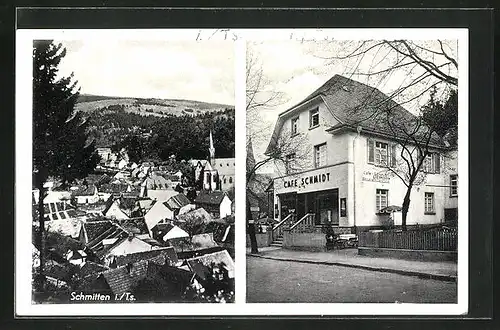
left=209, top=130, right=216, bottom=164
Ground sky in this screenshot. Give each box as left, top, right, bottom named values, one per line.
left=56, top=39, right=235, bottom=105
left=248, top=40, right=458, bottom=172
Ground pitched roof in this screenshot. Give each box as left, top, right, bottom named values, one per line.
left=194, top=191, right=228, bottom=206
left=99, top=183, right=130, bottom=194
left=141, top=174, right=171, bottom=189
left=146, top=189, right=178, bottom=202
left=113, top=217, right=148, bottom=235
left=101, top=260, right=150, bottom=295
left=266, top=74, right=445, bottom=154
left=165, top=194, right=191, bottom=210
left=83, top=220, right=116, bottom=243
left=162, top=225, right=189, bottom=241
left=113, top=247, right=178, bottom=267
left=44, top=218, right=83, bottom=239
left=79, top=261, right=109, bottom=278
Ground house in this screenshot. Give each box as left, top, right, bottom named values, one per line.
left=151, top=223, right=189, bottom=243
left=143, top=198, right=179, bottom=235
left=211, top=158, right=235, bottom=191
left=102, top=196, right=130, bottom=220
left=192, top=131, right=235, bottom=192
left=194, top=191, right=232, bottom=219
left=164, top=193, right=191, bottom=214
left=267, top=74, right=454, bottom=232
left=73, top=185, right=100, bottom=204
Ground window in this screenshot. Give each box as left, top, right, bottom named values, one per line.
left=368, top=139, right=396, bottom=166
left=223, top=178, right=227, bottom=184
left=450, top=175, right=458, bottom=197
left=425, top=192, right=435, bottom=213
left=310, top=108, right=319, bottom=128
left=314, top=143, right=327, bottom=168
left=291, top=117, right=299, bottom=135
left=285, top=153, right=296, bottom=174
left=376, top=189, right=388, bottom=212
left=229, top=177, right=233, bottom=184
left=422, top=152, right=441, bottom=173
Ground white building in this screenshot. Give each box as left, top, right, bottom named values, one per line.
left=192, top=131, right=235, bottom=192
left=268, top=75, right=457, bottom=231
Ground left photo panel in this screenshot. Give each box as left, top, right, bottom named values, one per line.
left=20, top=34, right=236, bottom=309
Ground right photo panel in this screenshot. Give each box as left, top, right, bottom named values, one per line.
left=246, top=37, right=459, bottom=304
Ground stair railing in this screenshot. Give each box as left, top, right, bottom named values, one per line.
left=289, top=213, right=315, bottom=233
left=272, top=213, right=293, bottom=241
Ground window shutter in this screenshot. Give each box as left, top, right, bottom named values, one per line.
left=367, top=139, right=374, bottom=163
left=434, top=153, right=440, bottom=173
left=391, top=144, right=397, bottom=167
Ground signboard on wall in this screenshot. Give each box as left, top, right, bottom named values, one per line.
left=274, top=164, right=348, bottom=195
left=361, top=170, right=391, bottom=183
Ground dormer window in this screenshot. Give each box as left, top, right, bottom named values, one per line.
left=291, top=117, right=299, bottom=136
left=309, top=108, right=319, bottom=128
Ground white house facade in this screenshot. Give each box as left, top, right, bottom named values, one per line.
left=268, top=75, right=457, bottom=232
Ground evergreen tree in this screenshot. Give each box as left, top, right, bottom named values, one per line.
left=33, top=40, right=99, bottom=284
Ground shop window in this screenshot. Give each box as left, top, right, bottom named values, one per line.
left=291, top=117, right=299, bottom=135
left=368, top=139, right=396, bottom=167
left=314, top=143, right=327, bottom=168
left=425, top=192, right=435, bottom=213
left=376, top=189, right=388, bottom=212
left=450, top=174, right=458, bottom=197
left=310, top=108, right=319, bottom=128
left=422, top=152, right=441, bottom=173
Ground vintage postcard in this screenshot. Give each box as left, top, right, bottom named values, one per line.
left=16, top=27, right=468, bottom=316
left=16, top=29, right=239, bottom=315
left=244, top=29, right=468, bottom=314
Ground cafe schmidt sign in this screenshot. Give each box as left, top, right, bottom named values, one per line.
left=276, top=169, right=333, bottom=194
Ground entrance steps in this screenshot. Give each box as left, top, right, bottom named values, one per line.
left=270, top=235, right=284, bottom=247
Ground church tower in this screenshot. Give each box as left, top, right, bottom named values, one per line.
left=209, top=130, right=216, bottom=165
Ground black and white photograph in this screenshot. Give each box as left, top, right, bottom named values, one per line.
left=245, top=34, right=465, bottom=305
left=28, top=36, right=236, bottom=305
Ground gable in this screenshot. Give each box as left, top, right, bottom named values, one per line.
left=144, top=202, right=174, bottom=232
left=107, top=237, right=152, bottom=257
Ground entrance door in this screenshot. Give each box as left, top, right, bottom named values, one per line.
left=315, top=189, right=339, bottom=226
left=279, top=193, right=297, bottom=219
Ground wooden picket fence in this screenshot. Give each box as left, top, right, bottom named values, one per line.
left=358, top=228, right=457, bottom=251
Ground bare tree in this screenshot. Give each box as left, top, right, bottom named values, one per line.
left=313, top=39, right=458, bottom=230
left=246, top=45, right=310, bottom=252
left=316, top=39, right=458, bottom=111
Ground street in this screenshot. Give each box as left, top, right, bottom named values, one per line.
left=247, top=257, right=457, bottom=303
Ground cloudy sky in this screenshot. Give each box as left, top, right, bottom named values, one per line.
left=56, top=39, right=235, bottom=105
left=248, top=40, right=458, bottom=169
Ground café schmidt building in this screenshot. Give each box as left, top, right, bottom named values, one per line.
left=266, top=75, right=458, bottom=232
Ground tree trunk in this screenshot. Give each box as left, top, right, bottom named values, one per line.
left=247, top=199, right=259, bottom=254
left=36, top=180, right=46, bottom=288
left=401, top=188, right=411, bottom=231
